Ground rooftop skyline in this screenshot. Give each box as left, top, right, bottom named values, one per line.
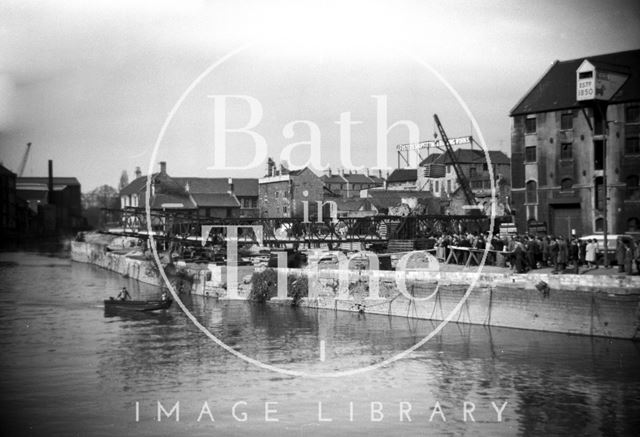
left=0, top=0, right=639, bottom=191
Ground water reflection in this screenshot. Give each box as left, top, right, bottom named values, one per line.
left=0, top=251, right=639, bottom=436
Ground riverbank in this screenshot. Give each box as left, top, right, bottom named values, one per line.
left=70, top=234, right=640, bottom=340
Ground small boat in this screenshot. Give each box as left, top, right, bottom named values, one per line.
left=104, top=297, right=173, bottom=312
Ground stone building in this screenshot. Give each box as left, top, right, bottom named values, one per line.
left=386, top=169, right=417, bottom=190
left=119, top=162, right=258, bottom=218
left=258, top=164, right=323, bottom=218
left=321, top=169, right=385, bottom=198
left=417, top=149, right=511, bottom=198
left=510, top=49, right=640, bottom=236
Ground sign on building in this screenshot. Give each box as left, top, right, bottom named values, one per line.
left=576, top=60, right=628, bottom=102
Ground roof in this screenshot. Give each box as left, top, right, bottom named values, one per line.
left=190, top=193, right=241, bottom=208
left=421, top=149, right=510, bottom=166
left=419, top=153, right=442, bottom=165
left=367, top=189, right=435, bottom=209
left=511, top=49, right=640, bottom=116
left=333, top=198, right=372, bottom=212
left=343, top=173, right=375, bottom=184
left=387, top=169, right=417, bottom=183
left=321, top=174, right=347, bottom=184
left=173, top=177, right=258, bottom=197
left=0, top=164, right=15, bottom=176
left=119, top=175, right=151, bottom=196
left=148, top=193, right=195, bottom=209
left=321, top=172, right=383, bottom=185
left=17, top=176, right=80, bottom=186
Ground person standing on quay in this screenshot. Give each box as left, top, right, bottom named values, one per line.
left=586, top=239, right=597, bottom=269
left=556, top=236, right=568, bottom=273
left=617, top=237, right=626, bottom=273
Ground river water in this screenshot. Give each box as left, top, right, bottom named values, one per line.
left=0, top=251, right=639, bottom=436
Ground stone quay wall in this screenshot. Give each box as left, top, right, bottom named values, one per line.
left=274, top=268, right=640, bottom=340
left=71, top=239, right=640, bottom=340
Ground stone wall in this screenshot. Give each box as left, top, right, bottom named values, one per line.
left=272, top=267, right=640, bottom=340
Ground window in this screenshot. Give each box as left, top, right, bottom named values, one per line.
left=626, top=106, right=640, bottom=123
left=525, top=116, right=536, bottom=134
left=594, top=140, right=604, bottom=170
left=560, top=178, right=573, bottom=191
left=447, top=165, right=452, bottom=174
left=525, top=146, right=537, bottom=163
left=560, top=112, right=573, bottom=130
left=595, top=217, right=604, bottom=232
left=282, top=206, right=288, bottom=214
left=560, top=142, right=573, bottom=160
left=447, top=180, right=451, bottom=193
left=626, top=175, right=640, bottom=200
left=628, top=217, right=640, bottom=232
left=594, top=108, right=604, bottom=135
left=525, top=180, right=537, bottom=204
left=435, top=180, right=439, bottom=193
left=469, top=167, right=477, bottom=177
left=625, top=136, right=640, bottom=154
left=482, top=163, right=488, bottom=171
left=595, top=177, right=604, bottom=210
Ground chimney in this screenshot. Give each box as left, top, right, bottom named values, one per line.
left=48, top=159, right=54, bottom=204
left=378, top=169, right=382, bottom=178
left=135, top=166, right=141, bottom=179
left=267, top=157, right=275, bottom=177
left=339, top=168, right=344, bottom=177
left=228, top=177, right=234, bottom=194
left=159, top=161, right=167, bottom=175
left=365, top=168, right=370, bottom=177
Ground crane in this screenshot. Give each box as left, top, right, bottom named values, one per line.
left=17, top=142, right=32, bottom=177
left=433, top=115, right=477, bottom=206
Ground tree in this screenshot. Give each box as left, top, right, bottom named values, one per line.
left=118, top=170, right=129, bottom=191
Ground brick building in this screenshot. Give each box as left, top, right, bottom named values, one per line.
left=510, top=49, right=640, bottom=236
left=321, top=169, right=385, bottom=198
left=417, top=149, right=511, bottom=198
left=259, top=165, right=323, bottom=218
left=386, top=169, right=417, bottom=190
left=119, top=162, right=259, bottom=218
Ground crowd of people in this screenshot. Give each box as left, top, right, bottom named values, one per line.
left=432, top=232, right=640, bottom=275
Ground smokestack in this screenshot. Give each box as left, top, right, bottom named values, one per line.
left=365, top=168, right=370, bottom=177
left=228, top=177, right=234, bottom=194
left=378, top=169, right=382, bottom=178
left=159, top=161, right=167, bottom=175
left=48, top=160, right=54, bottom=204
left=267, top=157, right=275, bottom=177
left=135, top=166, right=141, bottom=179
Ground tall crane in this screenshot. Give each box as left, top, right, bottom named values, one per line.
left=433, top=115, right=477, bottom=206
left=17, top=142, right=32, bottom=177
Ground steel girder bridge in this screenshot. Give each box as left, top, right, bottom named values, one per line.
left=101, top=208, right=492, bottom=248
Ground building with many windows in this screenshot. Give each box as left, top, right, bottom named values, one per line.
left=416, top=149, right=511, bottom=198
left=258, top=163, right=323, bottom=218
left=510, top=49, right=640, bottom=236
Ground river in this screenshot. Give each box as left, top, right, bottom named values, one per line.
left=0, top=251, right=639, bottom=436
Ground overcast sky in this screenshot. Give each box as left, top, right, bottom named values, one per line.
left=0, top=0, right=639, bottom=191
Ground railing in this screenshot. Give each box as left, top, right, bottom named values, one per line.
left=101, top=208, right=493, bottom=247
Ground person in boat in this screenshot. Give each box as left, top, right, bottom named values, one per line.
left=117, top=287, right=131, bottom=301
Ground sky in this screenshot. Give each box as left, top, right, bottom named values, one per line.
left=0, top=0, right=639, bottom=192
